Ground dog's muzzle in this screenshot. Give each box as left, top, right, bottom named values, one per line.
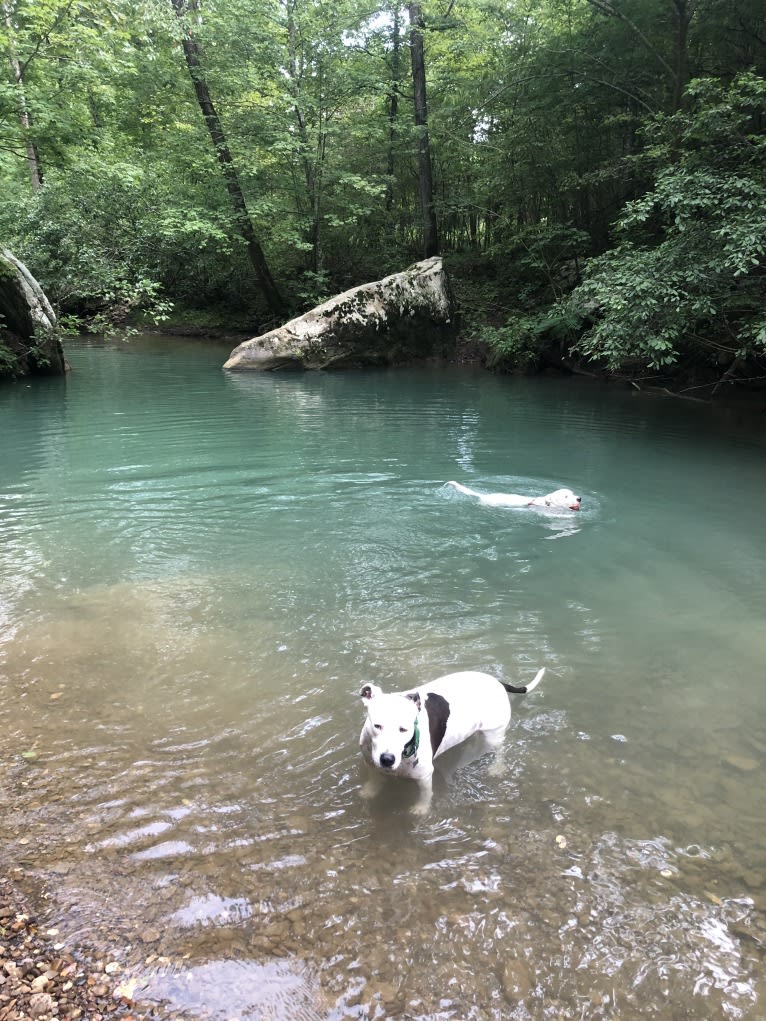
left=379, top=753, right=396, bottom=769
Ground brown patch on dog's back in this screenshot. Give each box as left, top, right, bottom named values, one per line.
left=425, top=693, right=450, bottom=754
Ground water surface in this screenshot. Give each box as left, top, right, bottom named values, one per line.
left=1, top=335, right=765, bottom=1020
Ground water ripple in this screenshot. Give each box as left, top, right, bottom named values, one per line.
left=2, top=345, right=766, bottom=1020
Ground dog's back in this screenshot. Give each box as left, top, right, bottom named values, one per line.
left=447, top=481, right=529, bottom=507
left=413, top=671, right=513, bottom=757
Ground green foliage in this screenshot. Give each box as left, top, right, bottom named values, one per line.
left=475, top=303, right=583, bottom=371
left=489, top=225, right=590, bottom=305
left=0, top=314, right=59, bottom=376
left=291, top=270, right=333, bottom=310
left=457, top=224, right=588, bottom=371
left=476, top=314, right=542, bottom=371
left=566, top=74, right=766, bottom=375
left=0, top=312, right=15, bottom=375
left=1, top=0, right=764, bottom=369
left=5, top=159, right=172, bottom=327
left=0, top=342, right=17, bottom=376
left=26, top=326, right=52, bottom=368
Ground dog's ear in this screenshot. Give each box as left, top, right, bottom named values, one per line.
left=360, top=683, right=382, bottom=701
left=405, top=692, right=422, bottom=711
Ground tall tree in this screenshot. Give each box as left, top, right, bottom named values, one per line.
left=385, top=3, right=402, bottom=214
left=285, top=0, right=327, bottom=275
left=585, top=0, right=698, bottom=112
left=2, top=0, right=43, bottom=190
left=407, top=2, right=438, bottom=256
left=170, top=0, right=287, bottom=317
left=1, top=0, right=763, bottom=342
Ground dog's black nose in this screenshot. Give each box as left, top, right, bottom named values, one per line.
left=380, top=753, right=396, bottom=769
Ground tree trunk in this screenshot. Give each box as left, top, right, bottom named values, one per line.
left=585, top=0, right=679, bottom=111
left=407, top=3, right=438, bottom=257
left=286, top=0, right=324, bottom=274
left=671, top=0, right=692, bottom=111
left=170, top=0, right=286, bottom=317
left=2, top=0, right=43, bottom=191
left=385, top=4, right=402, bottom=214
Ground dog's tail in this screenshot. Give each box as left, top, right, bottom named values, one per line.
left=502, top=667, right=545, bottom=695
left=447, top=480, right=481, bottom=498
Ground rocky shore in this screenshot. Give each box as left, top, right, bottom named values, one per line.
left=0, top=875, right=171, bottom=1021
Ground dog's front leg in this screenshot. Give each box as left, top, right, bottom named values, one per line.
left=360, top=766, right=386, bottom=801
left=411, top=775, right=434, bottom=815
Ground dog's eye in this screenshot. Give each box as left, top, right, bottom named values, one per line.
left=374, top=723, right=382, bottom=731
left=399, top=726, right=407, bottom=733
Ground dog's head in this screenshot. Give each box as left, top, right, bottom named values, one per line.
left=360, top=685, right=421, bottom=770
left=545, top=489, right=581, bottom=511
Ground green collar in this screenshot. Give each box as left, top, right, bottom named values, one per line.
left=402, top=717, right=420, bottom=759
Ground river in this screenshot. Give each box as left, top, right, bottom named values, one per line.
left=1, top=334, right=765, bottom=1020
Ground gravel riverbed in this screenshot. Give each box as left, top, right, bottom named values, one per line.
left=0, top=873, right=177, bottom=1021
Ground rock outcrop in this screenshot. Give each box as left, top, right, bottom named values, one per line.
left=224, top=256, right=455, bottom=371
left=0, top=248, right=66, bottom=377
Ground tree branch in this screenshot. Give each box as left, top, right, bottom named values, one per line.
left=585, top=0, right=677, bottom=85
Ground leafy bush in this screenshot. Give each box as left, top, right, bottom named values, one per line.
left=565, top=74, right=766, bottom=379
left=0, top=156, right=245, bottom=329
left=489, top=224, right=590, bottom=307
left=477, top=315, right=542, bottom=371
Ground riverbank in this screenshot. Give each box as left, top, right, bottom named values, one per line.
left=142, top=313, right=766, bottom=410
left=0, top=875, right=175, bottom=1021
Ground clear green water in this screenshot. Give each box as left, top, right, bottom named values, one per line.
left=1, top=335, right=765, bottom=1020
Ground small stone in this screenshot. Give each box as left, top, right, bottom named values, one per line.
left=502, top=959, right=532, bottom=1001
left=29, top=992, right=56, bottom=1017
left=114, top=978, right=138, bottom=1000
left=372, top=982, right=398, bottom=1005
left=723, top=755, right=759, bottom=772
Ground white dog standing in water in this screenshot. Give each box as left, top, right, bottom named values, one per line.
left=359, top=668, right=544, bottom=814
left=447, top=481, right=581, bottom=511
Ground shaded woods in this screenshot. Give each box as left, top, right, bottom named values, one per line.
left=1, top=0, right=764, bottom=389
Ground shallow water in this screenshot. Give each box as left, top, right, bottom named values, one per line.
left=1, top=335, right=765, bottom=1020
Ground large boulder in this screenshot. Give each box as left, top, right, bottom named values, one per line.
left=224, top=256, right=456, bottom=371
left=0, top=248, right=66, bottom=377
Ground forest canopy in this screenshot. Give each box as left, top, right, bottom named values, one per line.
left=1, top=0, right=764, bottom=387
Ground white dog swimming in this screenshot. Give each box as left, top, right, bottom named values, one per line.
left=359, top=667, right=545, bottom=813
left=447, top=481, right=581, bottom=511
